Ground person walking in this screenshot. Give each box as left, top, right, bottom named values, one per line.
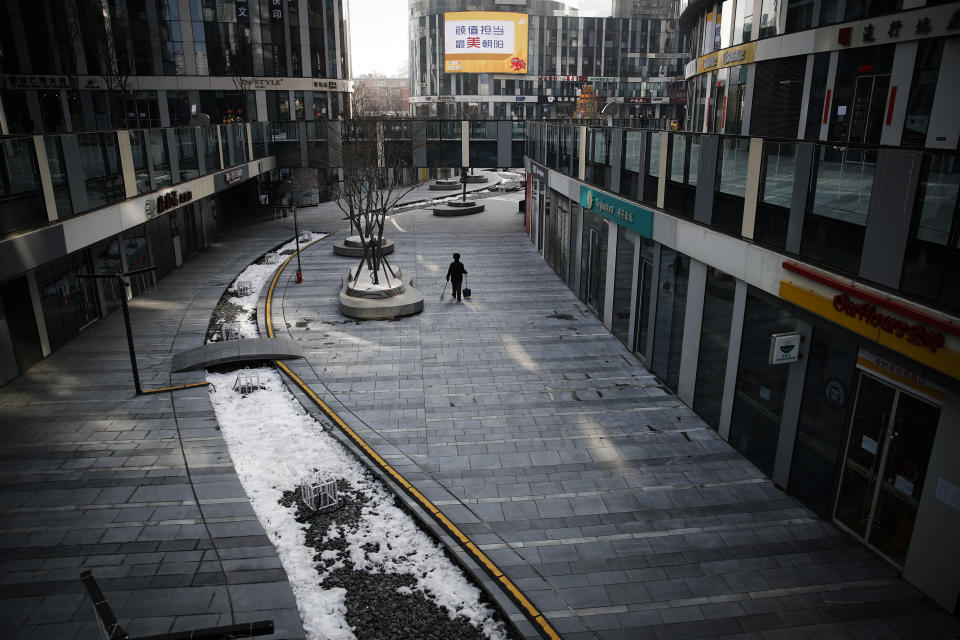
left=446, top=253, right=468, bottom=302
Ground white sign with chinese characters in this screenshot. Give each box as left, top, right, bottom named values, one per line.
left=444, top=20, right=515, bottom=54
left=768, top=332, right=802, bottom=365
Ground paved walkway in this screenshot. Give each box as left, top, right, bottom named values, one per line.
left=276, top=194, right=960, bottom=640
left=2, top=168, right=957, bottom=640
left=0, top=218, right=306, bottom=639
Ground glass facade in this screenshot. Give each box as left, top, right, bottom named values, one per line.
left=693, top=267, right=736, bottom=430
left=788, top=326, right=858, bottom=516
left=611, top=226, right=634, bottom=345
left=729, top=288, right=797, bottom=476
left=579, top=209, right=608, bottom=314
left=651, top=247, right=688, bottom=392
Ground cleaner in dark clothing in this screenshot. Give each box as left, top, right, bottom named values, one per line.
left=446, top=253, right=468, bottom=302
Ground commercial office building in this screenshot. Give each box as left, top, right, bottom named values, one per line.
left=408, top=0, right=689, bottom=123
left=521, top=1, right=960, bottom=615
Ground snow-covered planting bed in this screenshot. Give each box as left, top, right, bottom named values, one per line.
left=204, top=231, right=515, bottom=640
left=208, top=233, right=328, bottom=341
left=207, top=369, right=511, bottom=640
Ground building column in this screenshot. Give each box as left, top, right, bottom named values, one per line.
left=627, top=236, right=641, bottom=351
left=772, top=319, right=812, bottom=488
left=61, top=135, right=89, bottom=213
left=0, top=94, right=8, bottom=135
left=656, top=132, right=668, bottom=209
left=796, top=53, right=816, bottom=139
left=603, top=219, right=618, bottom=330
left=33, top=136, right=59, bottom=223
left=740, top=137, right=764, bottom=239
left=158, top=90, right=171, bottom=127
left=461, top=120, right=469, bottom=167
left=572, top=201, right=583, bottom=296
left=718, top=280, right=747, bottom=440
left=217, top=126, right=225, bottom=170
left=858, top=149, right=924, bottom=288
left=677, top=259, right=707, bottom=405
left=117, top=130, right=138, bottom=199
left=880, top=41, right=918, bottom=147
left=741, top=65, right=757, bottom=135
left=609, top=128, right=623, bottom=193
left=785, top=143, right=815, bottom=254
left=577, top=125, right=587, bottom=181
left=819, top=51, right=838, bottom=141
left=256, top=90, right=269, bottom=122
left=693, top=135, right=718, bottom=225
left=26, top=271, right=52, bottom=358
left=925, top=38, right=960, bottom=149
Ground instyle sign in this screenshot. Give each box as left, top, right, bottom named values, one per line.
left=444, top=12, right=529, bottom=74
left=696, top=42, right=756, bottom=74
left=579, top=185, right=653, bottom=238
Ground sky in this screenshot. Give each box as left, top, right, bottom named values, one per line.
left=348, top=0, right=612, bottom=77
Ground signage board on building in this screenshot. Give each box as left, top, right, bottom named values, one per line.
left=779, top=261, right=960, bottom=381
left=696, top=41, right=756, bottom=74
left=529, top=162, right=547, bottom=181
left=856, top=350, right=945, bottom=405
left=214, top=165, right=250, bottom=191
left=1, top=74, right=77, bottom=90
left=579, top=185, right=654, bottom=238
left=443, top=12, right=529, bottom=74
left=768, top=332, right=802, bottom=365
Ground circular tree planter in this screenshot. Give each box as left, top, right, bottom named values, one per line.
left=428, top=179, right=461, bottom=191
left=432, top=200, right=485, bottom=216
left=339, top=267, right=424, bottom=320
left=333, top=235, right=395, bottom=257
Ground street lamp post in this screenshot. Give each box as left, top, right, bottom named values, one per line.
left=76, top=267, right=156, bottom=395
left=293, top=205, right=303, bottom=283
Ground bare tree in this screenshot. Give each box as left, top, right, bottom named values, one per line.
left=330, top=116, right=424, bottom=287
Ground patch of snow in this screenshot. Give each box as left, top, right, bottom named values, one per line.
left=206, top=368, right=509, bottom=640
left=348, top=265, right=401, bottom=292
left=219, top=233, right=328, bottom=339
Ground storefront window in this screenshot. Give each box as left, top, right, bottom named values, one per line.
left=579, top=209, right=608, bottom=314
left=651, top=247, right=688, bottom=393
left=693, top=267, right=736, bottom=430
left=788, top=326, right=858, bottom=516
left=611, top=226, right=634, bottom=345
left=633, top=239, right=655, bottom=360
left=729, top=288, right=797, bottom=476
left=36, top=252, right=99, bottom=352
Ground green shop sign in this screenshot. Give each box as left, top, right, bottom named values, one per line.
left=579, top=185, right=653, bottom=238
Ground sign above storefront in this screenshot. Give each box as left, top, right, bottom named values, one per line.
left=529, top=162, right=547, bottom=181
left=856, top=350, right=945, bottom=406
left=779, top=261, right=960, bottom=381
left=578, top=185, right=653, bottom=238
left=696, top=41, right=756, bottom=74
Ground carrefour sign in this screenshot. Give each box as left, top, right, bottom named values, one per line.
left=579, top=185, right=653, bottom=238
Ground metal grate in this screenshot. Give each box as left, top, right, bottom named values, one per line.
left=221, top=322, right=241, bottom=341
left=300, top=474, right=339, bottom=511
left=234, top=368, right=261, bottom=394
left=234, top=280, right=253, bottom=296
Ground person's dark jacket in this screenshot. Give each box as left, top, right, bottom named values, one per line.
left=446, top=260, right=467, bottom=283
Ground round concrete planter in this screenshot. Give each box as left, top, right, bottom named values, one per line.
left=332, top=235, right=395, bottom=257
left=432, top=200, right=485, bottom=216
left=429, top=180, right=461, bottom=191
left=462, top=175, right=488, bottom=184
left=339, top=268, right=424, bottom=319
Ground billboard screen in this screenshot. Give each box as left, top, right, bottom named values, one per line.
left=443, top=12, right=528, bottom=74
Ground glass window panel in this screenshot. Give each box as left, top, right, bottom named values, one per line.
left=729, top=289, right=797, bottom=476
left=651, top=247, right=688, bottom=393
left=611, top=226, right=634, bottom=345
left=624, top=131, right=643, bottom=174
left=647, top=132, right=661, bottom=178
left=718, top=138, right=750, bottom=197
left=693, top=267, right=735, bottom=430
left=670, top=134, right=686, bottom=182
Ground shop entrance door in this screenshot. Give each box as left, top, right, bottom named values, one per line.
left=847, top=73, right=890, bottom=145
left=585, top=229, right=604, bottom=313
left=834, top=372, right=940, bottom=567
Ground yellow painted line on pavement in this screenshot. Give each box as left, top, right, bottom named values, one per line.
left=264, top=235, right=561, bottom=640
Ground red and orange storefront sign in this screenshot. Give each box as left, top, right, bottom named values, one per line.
left=779, top=262, right=960, bottom=381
